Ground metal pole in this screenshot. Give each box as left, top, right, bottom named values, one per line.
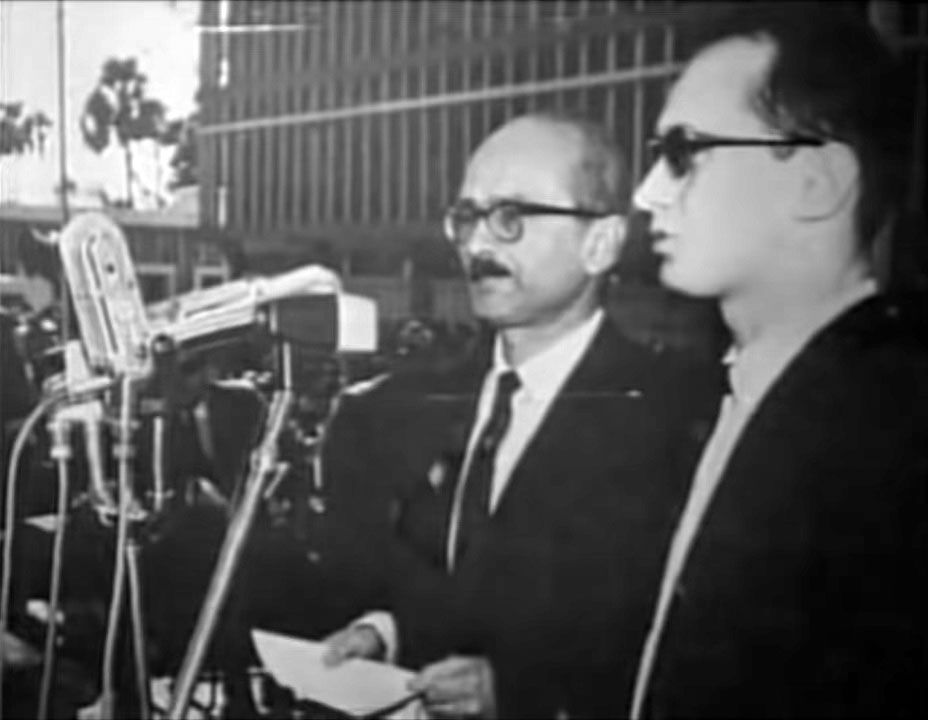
left=197, top=61, right=683, bottom=137
left=168, top=389, right=294, bottom=720
left=126, top=538, right=152, bottom=720
left=100, top=376, right=137, bottom=719
left=37, top=417, right=73, bottom=720
left=56, top=0, right=72, bottom=348
left=56, top=0, right=70, bottom=225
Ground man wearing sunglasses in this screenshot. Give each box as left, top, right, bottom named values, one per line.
left=631, top=5, right=928, bottom=718
left=320, top=112, right=707, bottom=718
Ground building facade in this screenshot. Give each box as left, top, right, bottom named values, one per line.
left=196, top=0, right=927, bottom=348
left=197, top=1, right=694, bottom=256
left=0, top=205, right=230, bottom=304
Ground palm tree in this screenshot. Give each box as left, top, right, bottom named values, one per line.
left=166, top=111, right=198, bottom=189
left=79, top=57, right=170, bottom=208
left=0, top=102, right=52, bottom=159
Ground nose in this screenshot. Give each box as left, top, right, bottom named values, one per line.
left=460, top=214, right=498, bottom=255
left=633, top=160, right=677, bottom=214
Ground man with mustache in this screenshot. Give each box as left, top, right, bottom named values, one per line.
left=320, top=112, right=709, bottom=718
left=630, top=5, right=928, bottom=717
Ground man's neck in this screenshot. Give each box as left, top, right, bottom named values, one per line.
left=498, top=303, right=601, bottom=368
left=722, top=263, right=875, bottom=351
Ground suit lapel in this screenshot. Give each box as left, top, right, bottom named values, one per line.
left=682, top=295, right=891, bottom=572
left=392, top=349, right=486, bottom=568
left=404, top=320, right=675, bottom=572
left=478, top=322, right=651, bottom=535
left=717, top=296, right=889, bottom=495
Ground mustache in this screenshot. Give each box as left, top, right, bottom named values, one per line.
left=466, top=255, right=512, bottom=281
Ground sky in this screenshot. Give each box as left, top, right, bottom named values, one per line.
left=0, top=0, right=200, bottom=209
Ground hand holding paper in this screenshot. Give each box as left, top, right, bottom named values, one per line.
left=323, top=623, right=386, bottom=666
left=252, top=629, right=422, bottom=719
left=410, top=655, right=497, bottom=719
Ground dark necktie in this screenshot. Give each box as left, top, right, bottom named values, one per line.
left=454, top=370, right=521, bottom=564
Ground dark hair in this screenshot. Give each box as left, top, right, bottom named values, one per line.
left=699, top=3, right=911, bottom=249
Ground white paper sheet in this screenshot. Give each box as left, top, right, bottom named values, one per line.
left=252, top=629, right=422, bottom=719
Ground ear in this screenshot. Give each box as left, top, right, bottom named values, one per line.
left=580, top=214, right=627, bottom=276
left=793, top=142, right=859, bottom=222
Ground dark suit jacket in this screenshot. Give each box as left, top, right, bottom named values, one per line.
left=317, top=320, right=711, bottom=718
left=645, top=295, right=928, bottom=719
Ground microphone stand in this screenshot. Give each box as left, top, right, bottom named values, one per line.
left=37, top=412, right=73, bottom=720
left=100, top=374, right=152, bottom=720
left=168, top=343, right=295, bottom=720
left=125, top=525, right=151, bottom=720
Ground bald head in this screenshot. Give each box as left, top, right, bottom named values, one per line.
left=465, top=113, right=629, bottom=214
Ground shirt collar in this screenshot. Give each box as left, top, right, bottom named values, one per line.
left=491, top=308, right=605, bottom=401
left=725, top=279, right=878, bottom=406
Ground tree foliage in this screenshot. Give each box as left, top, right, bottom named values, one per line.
left=167, top=111, right=198, bottom=189
left=80, top=58, right=170, bottom=149
left=79, top=57, right=178, bottom=206
left=0, top=102, right=52, bottom=159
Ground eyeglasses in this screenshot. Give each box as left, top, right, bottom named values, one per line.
left=648, top=125, right=826, bottom=179
left=442, top=198, right=609, bottom=245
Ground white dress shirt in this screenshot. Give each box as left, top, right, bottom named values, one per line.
left=629, top=280, right=878, bottom=719
left=445, top=307, right=605, bottom=569
left=360, top=308, right=605, bottom=661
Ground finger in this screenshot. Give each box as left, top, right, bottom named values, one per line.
left=413, top=656, right=476, bottom=686
left=418, top=671, right=481, bottom=706
left=409, top=656, right=482, bottom=696
left=408, top=664, right=450, bottom=694
left=322, top=631, right=349, bottom=666
left=322, top=628, right=361, bottom=666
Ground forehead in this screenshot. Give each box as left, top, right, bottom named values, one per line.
left=659, top=36, right=775, bottom=135
left=460, top=120, right=581, bottom=202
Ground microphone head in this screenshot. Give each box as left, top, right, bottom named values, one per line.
left=254, top=264, right=341, bottom=303
left=151, top=264, right=376, bottom=356
left=58, top=212, right=152, bottom=378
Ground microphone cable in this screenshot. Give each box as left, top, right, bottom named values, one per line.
left=99, top=378, right=135, bottom=720
left=37, top=418, right=72, bottom=720
left=0, top=390, right=67, bottom=720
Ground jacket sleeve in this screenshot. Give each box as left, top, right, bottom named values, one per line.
left=311, top=383, right=400, bottom=630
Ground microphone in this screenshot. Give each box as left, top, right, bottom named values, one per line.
left=147, top=265, right=377, bottom=355
left=53, top=395, right=115, bottom=518
left=58, top=212, right=152, bottom=379
left=43, top=341, right=118, bottom=517
left=59, top=213, right=378, bottom=384
left=146, top=265, right=339, bottom=344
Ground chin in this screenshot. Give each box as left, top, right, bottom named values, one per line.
left=659, top=262, right=720, bottom=299
left=471, top=299, right=526, bottom=329
left=470, top=290, right=510, bottom=321
left=473, top=307, right=514, bottom=328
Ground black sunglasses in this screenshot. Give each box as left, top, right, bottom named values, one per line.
left=443, top=198, right=609, bottom=245
left=648, top=125, right=826, bottom=179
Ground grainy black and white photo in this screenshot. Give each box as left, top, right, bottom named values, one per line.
left=1, top=1, right=927, bottom=718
